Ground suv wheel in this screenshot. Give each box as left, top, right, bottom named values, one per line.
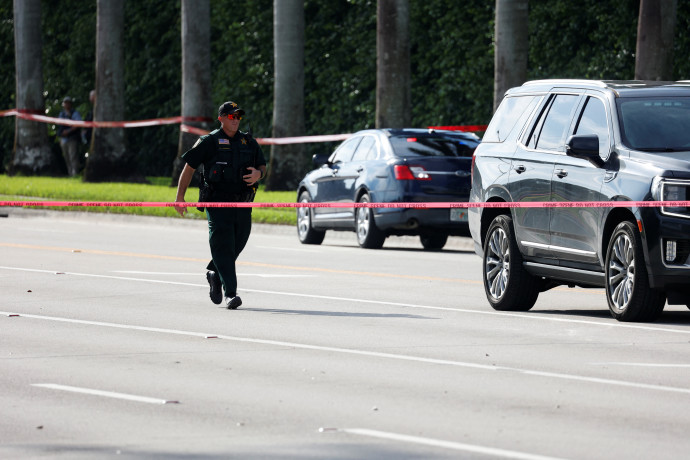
left=356, top=194, right=385, bottom=249
left=482, top=215, right=540, bottom=311
left=420, top=233, right=448, bottom=251
left=297, top=191, right=325, bottom=245
left=605, top=221, right=665, bottom=321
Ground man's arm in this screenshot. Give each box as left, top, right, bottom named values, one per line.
left=174, top=163, right=196, bottom=216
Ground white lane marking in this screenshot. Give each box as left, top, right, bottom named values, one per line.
left=112, top=271, right=204, bottom=275
left=336, top=428, right=567, bottom=460
left=593, top=362, right=690, bottom=368
left=112, top=271, right=313, bottom=278
left=1, top=265, right=689, bottom=335
left=6, top=312, right=690, bottom=396
left=31, top=383, right=178, bottom=404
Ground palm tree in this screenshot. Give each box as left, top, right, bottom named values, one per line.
left=493, top=0, right=528, bottom=111
left=10, top=0, right=59, bottom=175
left=84, top=0, right=140, bottom=182
left=171, top=0, right=212, bottom=186
left=635, top=0, right=677, bottom=80
left=266, top=0, right=305, bottom=191
left=376, top=0, right=410, bottom=128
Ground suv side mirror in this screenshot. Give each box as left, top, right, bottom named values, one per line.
left=566, top=134, right=605, bottom=167
left=312, top=153, right=331, bottom=168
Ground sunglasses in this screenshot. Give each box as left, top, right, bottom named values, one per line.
left=225, top=113, right=242, bottom=120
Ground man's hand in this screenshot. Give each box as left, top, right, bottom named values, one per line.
left=174, top=200, right=187, bottom=217
left=243, top=167, right=262, bottom=186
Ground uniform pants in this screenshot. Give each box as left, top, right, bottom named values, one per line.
left=60, top=137, right=81, bottom=176
left=205, top=207, right=252, bottom=298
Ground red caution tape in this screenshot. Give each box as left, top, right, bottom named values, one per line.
left=0, top=201, right=688, bottom=209
left=181, top=124, right=351, bottom=145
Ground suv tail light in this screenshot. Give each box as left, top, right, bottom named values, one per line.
left=394, top=165, right=431, bottom=181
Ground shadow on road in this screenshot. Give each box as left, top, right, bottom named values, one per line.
left=241, top=307, right=437, bottom=319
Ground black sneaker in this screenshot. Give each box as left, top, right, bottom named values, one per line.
left=206, top=271, right=222, bottom=305
left=225, top=296, right=242, bottom=310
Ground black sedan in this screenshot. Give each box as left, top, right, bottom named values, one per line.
left=296, top=128, right=480, bottom=250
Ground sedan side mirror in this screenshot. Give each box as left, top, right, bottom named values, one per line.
left=566, top=134, right=605, bottom=167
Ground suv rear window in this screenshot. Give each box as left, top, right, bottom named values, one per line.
left=617, top=97, right=690, bottom=151
left=483, top=95, right=539, bottom=143
left=390, top=135, right=479, bottom=158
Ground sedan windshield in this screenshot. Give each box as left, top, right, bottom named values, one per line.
left=617, top=97, right=690, bottom=151
left=390, top=135, right=479, bottom=158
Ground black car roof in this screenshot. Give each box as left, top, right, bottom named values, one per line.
left=512, top=79, right=690, bottom=98
left=382, top=128, right=479, bottom=139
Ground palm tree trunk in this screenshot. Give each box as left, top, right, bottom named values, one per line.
left=635, top=0, right=677, bottom=80
left=172, top=0, right=212, bottom=186
left=494, top=0, right=528, bottom=111
left=266, top=0, right=305, bottom=191
left=84, top=0, right=141, bottom=182
left=376, top=0, right=410, bottom=129
left=11, top=0, right=59, bottom=175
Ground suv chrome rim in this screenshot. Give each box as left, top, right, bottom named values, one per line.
left=608, top=233, right=635, bottom=311
left=297, top=198, right=311, bottom=239
left=356, top=207, right=370, bottom=243
left=485, top=227, right=509, bottom=299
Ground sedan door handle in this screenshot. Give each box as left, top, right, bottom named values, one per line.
left=555, top=169, right=568, bottom=178
left=514, top=165, right=526, bottom=174
left=357, top=167, right=364, bottom=173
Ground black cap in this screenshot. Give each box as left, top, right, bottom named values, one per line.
left=218, top=101, right=246, bottom=117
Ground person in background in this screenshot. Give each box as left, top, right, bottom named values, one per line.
left=174, top=101, right=267, bottom=310
left=57, top=96, right=83, bottom=176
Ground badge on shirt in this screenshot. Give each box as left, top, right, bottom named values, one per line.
left=241, top=138, right=247, bottom=145
left=218, top=139, right=229, bottom=145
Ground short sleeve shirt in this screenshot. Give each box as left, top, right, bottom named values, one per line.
left=182, top=129, right=266, bottom=170
left=182, top=129, right=267, bottom=193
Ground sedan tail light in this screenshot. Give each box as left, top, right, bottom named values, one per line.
left=394, top=165, right=431, bottom=181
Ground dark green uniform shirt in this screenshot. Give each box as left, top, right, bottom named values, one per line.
left=182, top=129, right=266, bottom=198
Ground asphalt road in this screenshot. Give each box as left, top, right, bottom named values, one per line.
left=1, top=209, right=690, bottom=460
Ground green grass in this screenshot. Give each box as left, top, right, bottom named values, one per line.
left=0, top=175, right=297, bottom=225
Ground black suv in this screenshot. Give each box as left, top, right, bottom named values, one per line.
left=469, top=80, right=690, bottom=322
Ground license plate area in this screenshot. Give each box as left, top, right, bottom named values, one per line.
left=450, top=208, right=468, bottom=222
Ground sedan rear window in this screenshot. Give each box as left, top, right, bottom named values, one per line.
left=617, top=97, right=690, bottom=151
left=389, top=135, right=479, bottom=158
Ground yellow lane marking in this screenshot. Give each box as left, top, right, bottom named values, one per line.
left=0, top=242, right=479, bottom=284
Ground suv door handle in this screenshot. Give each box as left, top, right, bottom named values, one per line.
left=514, top=165, right=526, bottom=174
left=357, top=167, right=364, bottom=173
left=555, top=169, right=568, bottom=178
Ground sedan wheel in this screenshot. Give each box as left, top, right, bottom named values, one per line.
left=605, top=221, right=665, bottom=321
left=296, top=191, right=325, bottom=245
left=356, top=194, right=385, bottom=249
left=482, top=214, right=539, bottom=311
left=420, top=233, right=448, bottom=251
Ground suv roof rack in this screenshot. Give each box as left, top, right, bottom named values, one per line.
left=523, top=79, right=607, bottom=88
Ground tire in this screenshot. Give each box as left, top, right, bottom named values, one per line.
left=482, top=214, right=540, bottom=311
left=356, top=194, right=386, bottom=249
left=605, top=221, right=665, bottom=322
left=420, top=233, right=448, bottom=251
left=296, top=191, right=325, bottom=245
